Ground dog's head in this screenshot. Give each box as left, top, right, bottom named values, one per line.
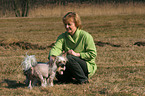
left=54, top=55, right=67, bottom=75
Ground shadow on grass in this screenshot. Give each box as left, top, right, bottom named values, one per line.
left=0, top=78, right=77, bottom=89
left=1, top=79, right=26, bottom=88
left=95, top=41, right=121, bottom=47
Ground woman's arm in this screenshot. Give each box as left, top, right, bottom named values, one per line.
left=79, top=34, right=97, bottom=60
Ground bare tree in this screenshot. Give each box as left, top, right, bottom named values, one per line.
left=21, top=0, right=29, bottom=17
left=12, top=0, right=29, bottom=17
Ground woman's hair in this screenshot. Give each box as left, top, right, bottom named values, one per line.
left=63, top=12, right=82, bottom=29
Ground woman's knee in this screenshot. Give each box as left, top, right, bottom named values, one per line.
left=66, top=55, right=73, bottom=60
left=66, top=55, right=77, bottom=67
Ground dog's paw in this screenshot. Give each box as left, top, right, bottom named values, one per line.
left=41, top=83, right=47, bottom=87
left=28, top=86, right=32, bottom=89
left=48, top=83, right=54, bottom=87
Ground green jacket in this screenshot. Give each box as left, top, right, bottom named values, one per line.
left=49, top=29, right=97, bottom=77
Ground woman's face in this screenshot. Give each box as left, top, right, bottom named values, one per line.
left=64, top=18, right=77, bottom=36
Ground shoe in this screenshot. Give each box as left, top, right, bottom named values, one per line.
left=77, top=80, right=89, bottom=84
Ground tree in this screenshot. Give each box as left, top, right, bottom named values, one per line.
left=12, top=0, right=29, bottom=17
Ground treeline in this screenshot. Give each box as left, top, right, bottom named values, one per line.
left=0, top=0, right=145, bottom=17
left=39, top=0, right=145, bottom=4
left=31, top=0, right=145, bottom=5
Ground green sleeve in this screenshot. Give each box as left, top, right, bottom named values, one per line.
left=80, top=34, right=97, bottom=60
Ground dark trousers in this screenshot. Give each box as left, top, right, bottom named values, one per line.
left=56, top=55, right=88, bottom=83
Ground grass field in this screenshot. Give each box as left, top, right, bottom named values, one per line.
left=0, top=12, right=145, bottom=95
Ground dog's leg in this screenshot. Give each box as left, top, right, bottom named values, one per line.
left=38, top=73, right=47, bottom=87
left=41, top=78, right=47, bottom=87
left=47, top=78, right=50, bottom=86
left=25, top=75, right=29, bottom=85
left=28, top=80, right=32, bottom=89
left=27, top=68, right=33, bottom=89
left=44, top=78, right=47, bottom=86
left=49, top=72, right=55, bottom=87
left=34, top=67, right=46, bottom=87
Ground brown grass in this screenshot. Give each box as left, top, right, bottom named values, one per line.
left=0, top=4, right=145, bottom=96
left=1, top=2, right=145, bottom=18
left=29, top=2, right=145, bottom=17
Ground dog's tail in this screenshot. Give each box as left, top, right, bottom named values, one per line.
left=21, top=55, right=37, bottom=71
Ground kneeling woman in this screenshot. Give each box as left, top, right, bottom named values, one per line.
left=48, top=12, right=97, bottom=84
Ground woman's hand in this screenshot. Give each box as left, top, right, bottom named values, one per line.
left=67, top=49, right=80, bottom=57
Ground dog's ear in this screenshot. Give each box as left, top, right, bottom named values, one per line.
left=49, top=56, right=58, bottom=66
left=62, top=52, right=67, bottom=57
left=48, top=56, right=56, bottom=66
left=62, top=54, right=68, bottom=62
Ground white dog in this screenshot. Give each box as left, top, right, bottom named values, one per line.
left=22, top=54, right=67, bottom=89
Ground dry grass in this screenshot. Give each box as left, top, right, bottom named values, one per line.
left=1, top=2, right=145, bottom=18
left=0, top=4, right=145, bottom=96
left=28, top=3, right=145, bottom=17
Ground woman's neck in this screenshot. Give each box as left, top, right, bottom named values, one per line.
left=70, top=29, right=77, bottom=36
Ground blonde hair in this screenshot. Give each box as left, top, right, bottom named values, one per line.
left=63, top=12, right=82, bottom=29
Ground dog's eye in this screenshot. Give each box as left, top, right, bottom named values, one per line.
left=63, top=61, right=66, bottom=63
left=58, top=62, right=61, bottom=64
left=59, top=64, right=65, bottom=68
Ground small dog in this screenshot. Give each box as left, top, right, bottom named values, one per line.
left=22, top=54, right=67, bottom=89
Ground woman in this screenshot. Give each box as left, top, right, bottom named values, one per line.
left=48, top=12, right=97, bottom=84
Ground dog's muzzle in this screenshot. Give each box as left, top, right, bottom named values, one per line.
left=57, top=63, right=66, bottom=75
